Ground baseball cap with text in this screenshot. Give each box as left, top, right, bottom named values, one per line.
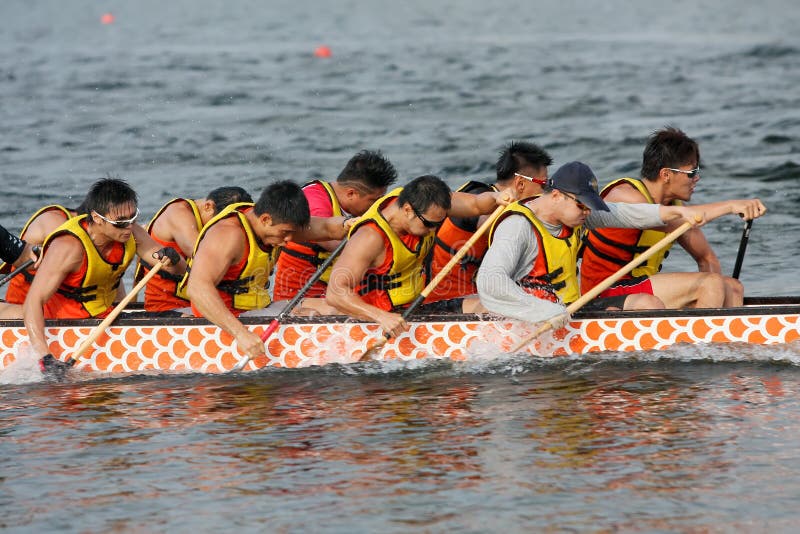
left=546, top=161, right=609, bottom=212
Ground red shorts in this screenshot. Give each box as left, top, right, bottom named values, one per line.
left=598, top=276, right=654, bottom=298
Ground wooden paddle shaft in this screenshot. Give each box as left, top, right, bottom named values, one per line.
left=72, top=258, right=167, bottom=360
left=510, top=219, right=696, bottom=353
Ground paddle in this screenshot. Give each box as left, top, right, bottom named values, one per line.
left=358, top=203, right=507, bottom=361
left=39, top=256, right=170, bottom=379
left=0, top=258, right=35, bottom=287
left=229, top=237, right=350, bottom=372
left=509, top=218, right=698, bottom=353
left=0, top=246, right=41, bottom=287
left=731, top=219, right=753, bottom=280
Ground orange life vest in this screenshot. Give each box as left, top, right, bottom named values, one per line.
left=273, top=181, right=342, bottom=300
left=580, top=178, right=680, bottom=293
left=135, top=198, right=202, bottom=312
left=426, top=181, right=497, bottom=303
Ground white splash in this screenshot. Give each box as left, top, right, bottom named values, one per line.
left=0, top=341, right=45, bottom=385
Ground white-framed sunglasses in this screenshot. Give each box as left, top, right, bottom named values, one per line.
left=94, top=207, right=140, bottom=228
left=666, top=167, right=701, bottom=179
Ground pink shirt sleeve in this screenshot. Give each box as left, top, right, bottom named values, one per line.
left=303, top=182, right=335, bottom=217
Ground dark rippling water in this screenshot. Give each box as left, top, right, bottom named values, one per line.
left=2, top=0, right=800, bottom=531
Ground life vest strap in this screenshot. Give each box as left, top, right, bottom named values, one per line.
left=280, top=245, right=326, bottom=267
left=358, top=272, right=402, bottom=295
left=217, top=275, right=269, bottom=296
left=588, top=229, right=650, bottom=255
left=56, top=281, right=120, bottom=303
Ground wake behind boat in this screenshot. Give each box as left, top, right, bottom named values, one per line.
left=1, top=297, right=798, bottom=374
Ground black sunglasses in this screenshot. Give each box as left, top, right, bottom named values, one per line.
left=411, top=204, right=445, bottom=229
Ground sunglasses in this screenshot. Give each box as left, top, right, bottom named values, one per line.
left=94, top=207, right=140, bottom=228
left=561, top=191, right=590, bottom=212
left=666, top=167, right=701, bottom=179
left=514, top=172, right=547, bottom=185
left=411, top=204, right=445, bottom=229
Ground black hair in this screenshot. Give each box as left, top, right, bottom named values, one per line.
left=397, top=175, right=452, bottom=213
left=496, top=141, right=553, bottom=183
left=336, top=150, right=398, bottom=191
left=253, top=180, right=310, bottom=227
left=641, top=126, right=701, bottom=181
left=207, top=186, right=253, bottom=215
left=84, top=177, right=137, bottom=223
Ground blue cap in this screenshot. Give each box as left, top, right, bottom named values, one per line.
left=546, top=161, right=609, bottom=211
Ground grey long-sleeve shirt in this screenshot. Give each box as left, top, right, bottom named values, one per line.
left=476, top=202, right=664, bottom=322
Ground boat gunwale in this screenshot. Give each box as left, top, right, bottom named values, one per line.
left=1, top=296, right=799, bottom=329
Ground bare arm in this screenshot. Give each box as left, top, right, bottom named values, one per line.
left=692, top=198, right=766, bottom=222
left=23, top=236, right=84, bottom=357
left=448, top=189, right=513, bottom=218
left=185, top=224, right=267, bottom=360
left=294, top=216, right=349, bottom=243
left=325, top=226, right=408, bottom=337
left=153, top=202, right=200, bottom=257
left=677, top=228, right=722, bottom=273
left=132, top=224, right=186, bottom=275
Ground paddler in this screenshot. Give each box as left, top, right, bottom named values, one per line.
left=23, top=177, right=184, bottom=371
left=323, top=174, right=513, bottom=338
left=136, top=186, right=252, bottom=314
left=475, top=161, right=708, bottom=326
left=183, top=180, right=351, bottom=362
left=272, top=150, right=397, bottom=301
left=425, top=141, right=552, bottom=304
left=579, top=127, right=766, bottom=308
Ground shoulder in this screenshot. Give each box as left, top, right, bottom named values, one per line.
left=603, top=180, right=647, bottom=203
left=304, top=183, right=334, bottom=214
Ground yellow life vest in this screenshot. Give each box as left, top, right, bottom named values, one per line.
left=180, top=203, right=277, bottom=311
left=0, top=204, right=72, bottom=272
left=489, top=199, right=581, bottom=304
left=349, top=187, right=435, bottom=308
left=600, top=177, right=681, bottom=277
left=43, top=214, right=137, bottom=316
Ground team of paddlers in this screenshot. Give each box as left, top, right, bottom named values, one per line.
left=0, top=127, right=766, bottom=369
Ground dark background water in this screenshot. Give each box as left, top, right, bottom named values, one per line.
left=2, top=0, right=800, bottom=531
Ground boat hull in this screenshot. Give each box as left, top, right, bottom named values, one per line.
left=2, top=299, right=800, bottom=373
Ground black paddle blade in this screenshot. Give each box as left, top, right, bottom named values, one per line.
left=38, top=355, right=75, bottom=381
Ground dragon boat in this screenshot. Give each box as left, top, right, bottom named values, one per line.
left=1, top=297, right=799, bottom=374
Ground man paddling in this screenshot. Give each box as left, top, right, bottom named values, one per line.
left=184, top=180, right=351, bottom=362
left=0, top=224, right=40, bottom=319
left=273, top=150, right=397, bottom=301
left=475, top=161, right=708, bottom=325
left=425, top=141, right=552, bottom=303
left=137, top=186, right=252, bottom=313
left=3, top=203, right=85, bottom=310
left=324, top=175, right=512, bottom=338
left=23, top=178, right=184, bottom=369
left=580, top=127, right=766, bottom=308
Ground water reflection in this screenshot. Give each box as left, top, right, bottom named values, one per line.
left=4, top=362, right=800, bottom=530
